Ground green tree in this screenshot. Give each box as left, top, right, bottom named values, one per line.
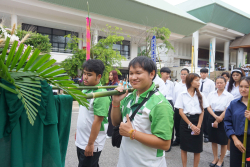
left=16, top=29, right=52, bottom=53
left=61, top=26, right=126, bottom=84
left=138, top=27, right=174, bottom=58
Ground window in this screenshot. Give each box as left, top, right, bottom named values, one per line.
left=98, top=36, right=130, bottom=59
left=180, top=59, right=191, bottom=67
left=22, top=23, right=78, bottom=53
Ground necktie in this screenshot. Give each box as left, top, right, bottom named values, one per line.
left=200, top=81, right=204, bottom=92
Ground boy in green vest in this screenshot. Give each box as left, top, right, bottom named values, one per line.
left=75, top=59, right=110, bottom=167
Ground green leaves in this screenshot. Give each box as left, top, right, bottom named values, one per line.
left=0, top=37, right=89, bottom=125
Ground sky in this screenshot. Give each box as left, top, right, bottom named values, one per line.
left=164, top=0, right=250, bottom=14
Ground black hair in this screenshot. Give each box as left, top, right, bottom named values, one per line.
left=82, top=59, right=105, bottom=76
left=240, top=76, right=250, bottom=85
left=175, top=79, right=178, bottom=81
left=221, top=72, right=230, bottom=78
left=200, top=68, right=208, bottom=73
left=181, top=68, right=189, bottom=73
left=160, top=67, right=171, bottom=74
left=227, top=68, right=245, bottom=92
left=128, top=56, right=157, bottom=80
left=215, top=76, right=226, bottom=83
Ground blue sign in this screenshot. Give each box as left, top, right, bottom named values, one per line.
left=151, top=36, right=156, bottom=63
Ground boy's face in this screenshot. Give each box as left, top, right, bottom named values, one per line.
left=161, top=72, right=170, bottom=81
left=200, top=72, right=208, bottom=80
left=82, top=69, right=101, bottom=86
left=129, top=65, right=155, bottom=91
left=180, top=70, right=188, bottom=82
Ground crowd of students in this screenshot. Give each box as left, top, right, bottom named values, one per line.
left=74, top=56, right=250, bottom=167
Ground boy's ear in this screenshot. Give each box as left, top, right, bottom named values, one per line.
left=150, top=70, right=156, bottom=80
left=97, top=74, right=102, bottom=80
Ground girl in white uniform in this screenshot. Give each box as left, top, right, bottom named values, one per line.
left=206, top=76, right=234, bottom=167
left=227, top=68, right=245, bottom=99
left=175, top=73, right=209, bottom=167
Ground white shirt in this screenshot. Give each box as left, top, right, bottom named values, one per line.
left=174, top=91, right=209, bottom=115
left=207, top=90, right=234, bottom=111
left=164, top=80, right=174, bottom=100
left=225, top=81, right=229, bottom=90
left=75, top=92, right=108, bottom=152
left=199, top=78, right=215, bottom=98
left=230, top=83, right=241, bottom=99
left=153, top=75, right=168, bottom=97
left=173, top=81, right=187, bottom=104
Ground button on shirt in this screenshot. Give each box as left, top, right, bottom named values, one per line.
left=207, top=90, right=234, bottom=111
left=174, top=91, right=209, bottom=115
left=199, top=78, right=215, bottom=98
left=164, top=80, right=174, bottom=100
left=230, top=83, right=241, bottom=99
left=173, top=81, right=187, bottom=104
left=224, top=98, right=250, bottom=138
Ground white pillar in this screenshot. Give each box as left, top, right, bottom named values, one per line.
left=224, top=41, right=230, bottom=71
left=209, top=38, right=216, bottom=71
left=130, top=42, right=138, bottom=60
left=78, top=32, right=83, bottom=50
left=192, top=31, right=199, bottom=70
left=11, top=14, right=17, bottom=30
left=93, top=29, right=98, bottom=45
left=237, top=48, right=244, bottom=67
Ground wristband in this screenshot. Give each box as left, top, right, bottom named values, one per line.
left=129, top=129, right=135, bottom=139
left=112, top=101, right=120, bottom=108
left=132, top=130, right=136, bottom=140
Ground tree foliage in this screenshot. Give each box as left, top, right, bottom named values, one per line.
left=138, top=27, right=174, bottom=57
left=15, top=29, right=52, bottom=53
left=61, top=26, right=126, bottom=84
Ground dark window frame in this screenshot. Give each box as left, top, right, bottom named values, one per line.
left=98, top=36, right=130, bottom=59
left=22, top=23, right=78, bottom=53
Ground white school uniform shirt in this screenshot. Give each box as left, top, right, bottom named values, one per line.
left=174, top=91, right=209, bottom=115
left=229, top=83, right=241, bottom=99
left=207, top=90, right=234, bottom=111
left=173, top=81, right=187, bottom=105
left=199, top=78, right=215, bottom=98
left=153, top=75, right=168, bottom=97
left=225, top=81, right=229, bottom=90
left=164, top=80, right=174, bottom=100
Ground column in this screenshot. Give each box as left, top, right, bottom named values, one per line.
left=247, top=52, right=250, bottom=64
left=11, top=14, right=17, bottom=30
left=93, top=29, right=98, bottom=45
left=224, top=41, right=230, bottom=70
left=192, top=31, right=199, bottom=70
left=209, top=38, right=216, bottom=71
left=78, top=32, right=83, bottom=50
left=130, top=42, right=138, bottom=60
left=237, top=48, right=244, bottom=67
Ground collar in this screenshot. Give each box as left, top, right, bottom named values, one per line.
left=184, top=90, right=197, bottom=97
left=201, top=78, right=207, bottom=82
left=132, top=82, right=156, bottom=99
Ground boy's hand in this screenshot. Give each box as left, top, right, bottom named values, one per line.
left=84, top=144, right=94, bottom=156
left=112, top=86, right=128, bottom=104
left=119, top=114, right=133, bottom=137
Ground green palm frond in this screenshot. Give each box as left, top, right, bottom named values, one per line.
left=0, top=37, right=88, bottom=125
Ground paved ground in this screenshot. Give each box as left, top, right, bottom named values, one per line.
left=65, top=105, right=230, bottom=167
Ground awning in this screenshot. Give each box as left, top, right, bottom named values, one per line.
left=230, top=34, right=250, bottom=49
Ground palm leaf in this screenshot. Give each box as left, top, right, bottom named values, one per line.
left=6, top=41, right=18, bottom=67
left=0, top=37, right=89, bottom=125
left=0, top=37, right=10, bottom=61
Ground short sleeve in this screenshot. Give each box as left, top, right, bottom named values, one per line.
left=174, top=94, right=183, bottom=109
left=93, top=96, right=110, bottom=116
left=206, top=92, right=212, bottom=105
left=149, top=102, right=174, bottom=140
left=202, top=93, right=209, bottom=109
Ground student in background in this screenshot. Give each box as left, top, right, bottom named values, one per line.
left=172, top=68, right=189, bottom=147
left=221, top=72, right=230, bottom=90
left=199, top=68, right=215, bottom=143
left=175, top=73, right=209, bottom=167
left=206, top=76, right=234, bottom=167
